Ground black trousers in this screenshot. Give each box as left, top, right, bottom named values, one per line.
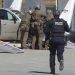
left=49, top=43, right=64, bottom=72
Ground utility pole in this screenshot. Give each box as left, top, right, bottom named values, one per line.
left=56, top=0, right=58, bottom=10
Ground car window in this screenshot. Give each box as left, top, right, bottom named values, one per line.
left=0, top=9, right=18, bottom=21
left=7, top=12, right=14, bottom=20
left=0, top=9, right=8, bottom=20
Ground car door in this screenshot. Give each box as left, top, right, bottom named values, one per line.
left=0, top=9, right=21, bottom=40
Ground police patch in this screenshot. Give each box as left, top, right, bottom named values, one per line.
left=55, top=22, right=63, bottom=25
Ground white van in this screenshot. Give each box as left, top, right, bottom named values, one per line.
left=0, top=8, right=21, bottom=41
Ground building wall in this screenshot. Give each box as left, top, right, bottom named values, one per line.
left=1, top=0, right=26, bottom=13
left=71, top=4, right=75, bottom=31
left=58, top=0, right=68, bottom=11
left=0, top=0, right=56, bottom=14
left=44, top=0, right=56, bottom=6
left=0, top=0, right=2, bottom=8
left=3, top=0, right=13, bottom=8
left=24, top=0, right=46, bottom=14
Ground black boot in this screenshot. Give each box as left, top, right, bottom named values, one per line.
left=50, top=64, right=55, bottom=74
left=50, top=72, right=55, bottom=74
left=50, top=55, right=55, bottom=74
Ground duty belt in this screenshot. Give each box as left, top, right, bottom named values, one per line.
left=51, top=33, right=64, bottom=37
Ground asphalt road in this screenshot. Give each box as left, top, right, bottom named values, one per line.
left=0, top=45, right=75, bottom=75
left=0, top=41, right=75, bottom=75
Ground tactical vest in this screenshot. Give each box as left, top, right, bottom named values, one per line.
left=51, top=19, right=64, bottom=36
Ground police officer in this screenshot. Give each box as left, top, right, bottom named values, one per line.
left=42, top=10, right=54, bottom=49
left=19, top=9, right=33, bottom=49
left=44, top=10, right=70, bottom=74
left=29, top=5, right=42, bottom=49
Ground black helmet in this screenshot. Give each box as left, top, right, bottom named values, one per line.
left=53, top=10, right=60, bottom=16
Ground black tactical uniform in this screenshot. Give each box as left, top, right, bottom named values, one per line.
left=44, top=10, right=70, bottom=74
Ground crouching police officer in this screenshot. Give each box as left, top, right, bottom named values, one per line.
left=44, top=10, right=70, bottom=74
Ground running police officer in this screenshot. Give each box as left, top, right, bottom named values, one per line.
left=44, top=10, right=70, bottom=74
